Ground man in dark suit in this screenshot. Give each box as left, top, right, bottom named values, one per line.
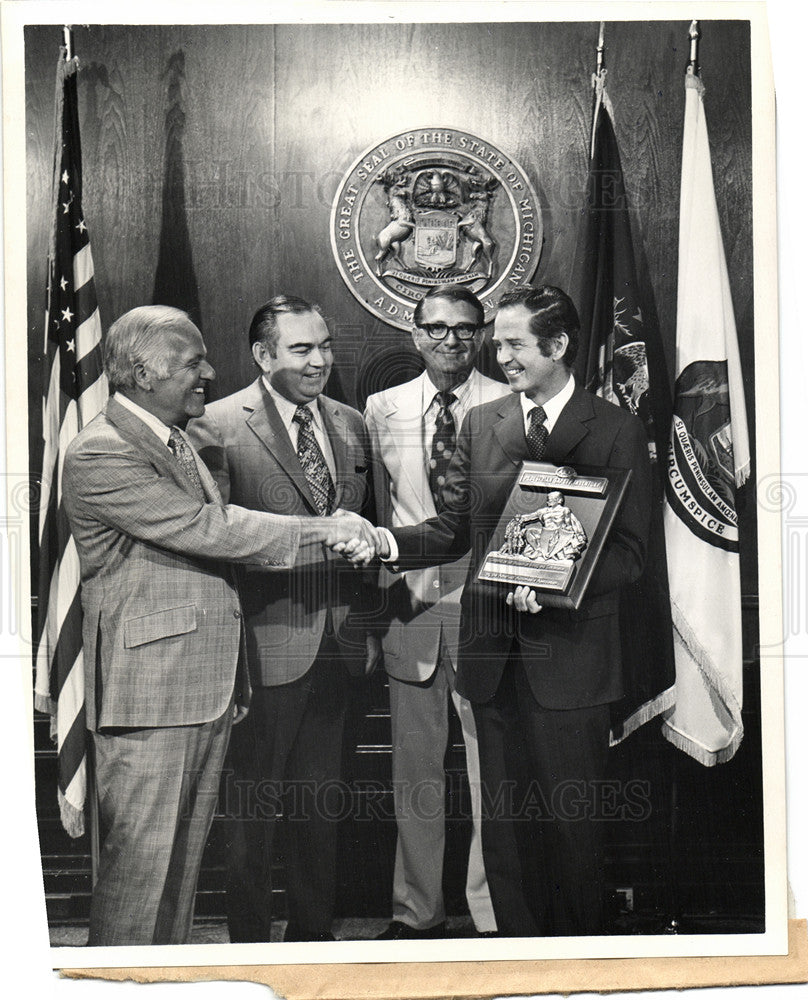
left=62, top=305, right=375, bottom=946
left=188, top=295, right=377, bottom=942
left=372, top=286, right=651, bottom=937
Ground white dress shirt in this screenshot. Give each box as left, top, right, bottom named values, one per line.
left=114, top=391, right=173, bottom=447
left=518, top=372, right=575, bottom=437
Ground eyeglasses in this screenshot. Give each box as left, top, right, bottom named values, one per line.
left=417, top=323, right=480, bottom=341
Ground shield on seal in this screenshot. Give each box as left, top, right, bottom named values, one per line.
left=413, top=210, right=458, bottom=268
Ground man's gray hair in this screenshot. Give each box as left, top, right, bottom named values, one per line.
left=104, top=305, right=197, bottom=392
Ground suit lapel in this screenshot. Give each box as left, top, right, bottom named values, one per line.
left=492, top=393, right=529, bottom=467
left=105, top=396, right=185, bottom=488
left=545, top=384, right=593, bottom=463
left=320, top=398, right=348, bottom=510
left=243, top=378, right=319, bottom=513
left=107, top=396, right=224, bottom=504
left=381, top=376, right=429, bottom=510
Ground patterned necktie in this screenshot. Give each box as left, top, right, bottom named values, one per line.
left=293, top=405, right=336, bottom=516
left=168, top=427, right=206, bottom=501
left=428, top=390, right=457, bottom=509
left=526, top=405, right=548, bottom=461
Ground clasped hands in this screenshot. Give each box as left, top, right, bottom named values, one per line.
left=327, top=509, right=388, bottom=567
left=327, top=513, right=542, bottom=613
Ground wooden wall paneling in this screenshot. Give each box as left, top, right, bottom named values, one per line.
left=179, top=25, right=278, bottom=397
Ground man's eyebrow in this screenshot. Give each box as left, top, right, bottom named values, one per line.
left=289, top=338, right=332, bottom=349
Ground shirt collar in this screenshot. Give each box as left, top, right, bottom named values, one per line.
left=114, top=391, right=173, bottom=446
left=262, top=375, right=322, bottom=431
left=519, top=372, right=576, bottom=434
left=421, top=369, right=475, bottom=416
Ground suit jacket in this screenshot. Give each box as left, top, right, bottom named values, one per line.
left=62, top=396, right=301, bottom=731
left=364, top=369, right=510, bottom=681
left=188, top=378, right=373, bottom=686
left=393, top=384, right=652, bottom=708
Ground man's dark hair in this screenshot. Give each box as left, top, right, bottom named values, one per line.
left=248, top=295, right=323, bottom=355
left=412, top=283, right=485, bottom=329
left=497, top=285, right=579, bottom=367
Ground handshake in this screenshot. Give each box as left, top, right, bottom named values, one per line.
left=325, top=509, right=390, bottom=566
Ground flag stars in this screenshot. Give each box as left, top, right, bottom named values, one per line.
left=61, top=306, right=74, bottom=324
left=76, top=219, right=87, bottom=234
left=60, top=276, right=68, bottom=291
left=61, top=170, right=69, bottom=185
left=66, top=339, right=75, bottom=353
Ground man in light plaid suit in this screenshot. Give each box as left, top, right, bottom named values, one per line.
left=62, top=305, right=375, bottom=946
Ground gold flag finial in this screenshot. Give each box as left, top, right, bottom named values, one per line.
left=687, top=19, right=700, bottom=76
left=62, top=25, right=73, bottom=61
left=596, top=21, right=605, bottom=77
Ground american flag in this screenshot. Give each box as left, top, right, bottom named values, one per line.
left=34, top=50, right=107, bottom=838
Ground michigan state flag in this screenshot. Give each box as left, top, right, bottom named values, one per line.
left=661, top=73, right=750, bottom=765
left=570, top=71, right=675, bottom=741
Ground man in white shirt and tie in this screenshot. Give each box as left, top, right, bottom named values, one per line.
left=364, top=285, right=507, bottom=938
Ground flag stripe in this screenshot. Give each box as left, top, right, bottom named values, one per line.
left=76, top=339, right=104, bottom=393
left=57, top=704, right=87, bottom=797
left=51, top=588, right=83, bottom=703
left=73, top=242, right=94, bottom=289
left=72, top=277, right=98, bottom=333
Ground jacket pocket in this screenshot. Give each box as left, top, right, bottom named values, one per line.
left=123, top=605, right=198, bottom=648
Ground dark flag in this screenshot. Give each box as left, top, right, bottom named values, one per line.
left=569, top=70, right=675, bottom=741
left=34, top=48, right=107, bottom=837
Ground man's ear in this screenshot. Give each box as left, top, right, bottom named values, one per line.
left=252, top=339, right=271, bottom=373
left=551, top=332, right=569, bottom=362
left=131, top=362, right=152, bottom=392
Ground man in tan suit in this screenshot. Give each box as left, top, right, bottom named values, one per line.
left=62, top=305, right=373, bottom=946
left=364, top=285, right=508, bottom=938
left=189, top=295, right=377, bottom=942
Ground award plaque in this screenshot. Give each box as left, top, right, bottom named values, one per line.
left=476, top=461, right=632, bottom=609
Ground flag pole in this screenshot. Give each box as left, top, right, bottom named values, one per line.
left=661, top=23, right=704, bottom=936
left=662, top=18, right=703, bottom=937
left=58, top=21, right=101, bottom=884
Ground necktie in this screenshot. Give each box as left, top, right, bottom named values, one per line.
left=526, top=405, right=548, bottom=461
left=293, top=405, right=336, bottom=516
left=168, top=427, right=206, bottom=501
left=428, top=390, right=457, bottom=509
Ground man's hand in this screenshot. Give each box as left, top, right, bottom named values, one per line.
left=506, top=585, right=543, bottom=614
left=233, top=702, right=249, bottom=725
left=327, top=510, right=378, bottom=566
